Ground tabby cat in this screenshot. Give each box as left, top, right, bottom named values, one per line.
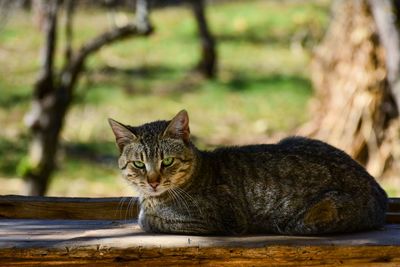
left=109, top=110, right=387, bottom=235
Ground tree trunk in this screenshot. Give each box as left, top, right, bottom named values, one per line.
left=189, top=0, right=217, bottom=78
left=369, top=0, right=400, bottom=109
left=23, top=1, right=151, bottom=196
left=135, top=0, right=152, bottom=33
left=23, top=0, right=61, bottom=196
left=300, top=0, right=400, bottom=178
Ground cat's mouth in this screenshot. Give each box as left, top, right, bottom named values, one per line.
left=143, top=186, right=168, bottom=197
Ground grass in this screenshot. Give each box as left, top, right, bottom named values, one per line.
left=2, top=0, right=397, bottom=197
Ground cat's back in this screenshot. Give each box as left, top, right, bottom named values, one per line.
left=212, top=136, right=349, bottom=157
left=275, top=136, right=378, bottom=186
left=210, top=136, right=362, bottom=174
left=205, top=137, right=387, bottom=234
left=277, top=136, right=356, bottom=163
left=208, top=136, right=384, bottom=203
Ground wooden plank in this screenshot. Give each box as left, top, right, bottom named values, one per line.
left=0, top=195, right=138, bottom=220
left=386, top=212, right=400, bottom=224
left=0, top=246, right=399, bottom=266
left=0, top=196, right=398, bottom=265
left=0, top=195, right=399, bottom=221
left=387, top=198, right=400, bottom=224
left=388, top=198, right=400, bottom=212
left=0, top=220, right=399, bottom=266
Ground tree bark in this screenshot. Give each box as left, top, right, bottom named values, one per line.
left=23, top=0, right=61, bottom=196
left=33, top=0, right=58, bottom=99
left=135, top=0, right=152, bottom=33
left=369, top=0, right=400, bottom=109
left=188, top=0, right=217, bottom=78
left=63, top=0, right=74, bottom=63
left=300, top=0, right=400, bottom=178
left=23, top=1, right=152, bottom=196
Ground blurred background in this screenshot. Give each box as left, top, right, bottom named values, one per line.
left=0, top=0, right=399, bottom=197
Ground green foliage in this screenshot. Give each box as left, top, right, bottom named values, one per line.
left=0, top=0, right=398, bottom=196
left=16, top=156, right=31, bottom=178
left=16, top=1, right=400, bottom=196
left=0, top=138, right=28, bottom=176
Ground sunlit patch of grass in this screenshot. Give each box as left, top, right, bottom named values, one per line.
left=49, top=141, right=134, bottom=197
left=381, top=175, right=400, bottom=197
left=0, top=137, right=28, bottom=176
left=0, top=0, right=336, bottom=196
left=48, top=168, right=133, bottom=197
left=66, top=72, right=312, bottom=149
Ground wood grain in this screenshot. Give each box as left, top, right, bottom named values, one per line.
left=0, top=195, right=138, bottom=220
left=0, top=246, right=399, bottom=266
left=388, top=198, right=400, bottom=211
left=0, top=195, right=398, bottom=222
left=0, top=196, right=399, bottom=266
left=0, top=219, right=399, bottom=266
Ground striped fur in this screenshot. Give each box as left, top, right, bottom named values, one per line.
left=109, top=110, right=388, bottom=235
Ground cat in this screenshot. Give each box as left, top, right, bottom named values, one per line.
left=108, top=110, right=388, bottom=235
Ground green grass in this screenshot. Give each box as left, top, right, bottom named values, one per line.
left=10, top=0, right=399, bottom=197
left=0, top=0, right=398, bottom=197
left=0, top=137, right=28, bottom=176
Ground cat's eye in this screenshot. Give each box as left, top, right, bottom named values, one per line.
left=132, top=161, right=145, bottom=169
left=162, top=157, right=174, bottom=167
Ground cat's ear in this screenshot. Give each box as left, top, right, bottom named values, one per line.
left=163, top=110, right=190, bottom=143
left=108, top=118, right=137, bottom=152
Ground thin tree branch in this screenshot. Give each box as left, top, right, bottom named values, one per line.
left=188, top=0, right=217, bottom=78
left=61, top=23, right=152, bottom=91
left=34, top=0, right=60, bottom=99
left=24, top=1, right=154, bottom=196
left=63, top=0, right=74, bottom=64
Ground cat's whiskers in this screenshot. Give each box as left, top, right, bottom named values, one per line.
left=173, top=186, right=204, bottom=217
left=125, top=196, right=138, bottom=220
left=169, top=187, right=193, bottom=217
left=117, top=196, right=128, bottom=221
left=273, top=221, right=284, bottom=234
left=167, top=190, right=179, bottom=213
left=167, top=188, right=183, bottom=212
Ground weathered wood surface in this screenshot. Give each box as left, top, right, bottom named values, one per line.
left=0, top=195, right=138, bottom=220
left=0, top=219, right=399, bottom=266
left=0, top=195, right=400, bottom=265
left=0, top=195, right=399, bottom=223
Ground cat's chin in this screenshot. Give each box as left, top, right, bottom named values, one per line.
left=141, top=188, right=168, bottom=198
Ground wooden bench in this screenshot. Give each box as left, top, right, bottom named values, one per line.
left=0, top=195, right=399, bottom=266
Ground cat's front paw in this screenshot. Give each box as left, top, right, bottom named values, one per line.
left=138, top=212, right=162, bottom=233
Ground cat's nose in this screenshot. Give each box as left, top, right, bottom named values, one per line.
left=149, top=181, right=160, bottom=189
left=147, top=169, right=160, bottom=190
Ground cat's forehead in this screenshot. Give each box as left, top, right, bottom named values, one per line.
left=132, top=120, right=169, bottom=140
left=124, top=120, right=186, bottom=157
left=128, top=120, right=170, bottom=156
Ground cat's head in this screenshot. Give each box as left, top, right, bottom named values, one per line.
left=108, top=110, right=196, bottom=198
